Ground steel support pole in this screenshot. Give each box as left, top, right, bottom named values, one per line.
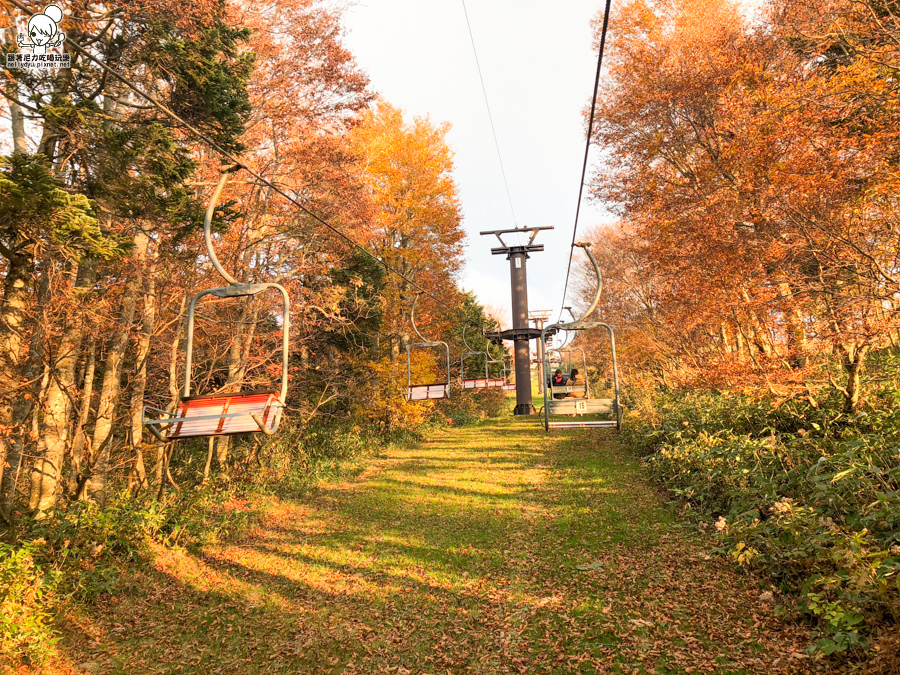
left=479, top=226, right=552, bottom=416
left=536, top=319, right=545, bottom=395
left=510, top=251, right=534, bottom=415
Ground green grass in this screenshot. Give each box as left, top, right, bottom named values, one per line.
left=47, top=418, right=816, bottom=674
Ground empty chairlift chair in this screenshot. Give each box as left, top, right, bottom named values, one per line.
left=487, top=357, right=513, bottom=390
left=406, top=293, right=451, bottom=401
left=461, top=326, right=492, bottom=390
left=541, top=244, right=622, bottom=431
left=142, top=166, right=290, bottom=440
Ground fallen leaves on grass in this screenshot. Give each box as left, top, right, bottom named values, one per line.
left=41, top=421, right=831, bottom=674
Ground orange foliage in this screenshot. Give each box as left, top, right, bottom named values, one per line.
left=578, top=0, right=900, bottom=408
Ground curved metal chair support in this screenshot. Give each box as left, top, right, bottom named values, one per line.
left=406, top=293, right=451, bottom=400
left=461, top=324, right=474, bottom=352
left=143, top=166, right=290, bottom=440
left=571, top=243, right=603, bottom=324
left=540, top=244, right=621, bottom=432
left=204, top=166, right=242, bottom=286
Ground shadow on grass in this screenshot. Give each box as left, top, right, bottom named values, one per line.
left=51, top=420, right=807, bottom=675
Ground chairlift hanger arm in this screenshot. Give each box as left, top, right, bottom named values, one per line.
left=410, top=292, right=439, bottom=345
left=204, top=166, right=243, bottom=286
left=554, top=244, right=603, bottom=331
left=462, top=324, right=474, bottom=352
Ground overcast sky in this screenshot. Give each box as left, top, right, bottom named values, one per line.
left=340, top=0, right=614, bottom=327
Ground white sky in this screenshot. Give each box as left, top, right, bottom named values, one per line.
left=340, top=0, right=615, bottom=327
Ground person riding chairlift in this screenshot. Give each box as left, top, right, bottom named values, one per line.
left=566, top=368, right=587, bottom=399
left=551, top=369, right=567, bottom=399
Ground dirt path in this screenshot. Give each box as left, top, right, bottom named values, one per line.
left=54, top=419, right=821, bottom=674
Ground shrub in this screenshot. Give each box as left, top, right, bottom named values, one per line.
left=0, top=542, right=59, bottom=667
left=624, top=384, right=900, bottom=655
left=435, top=386, right=508, bottom=427
left=353, top=358, right=429, bottom=438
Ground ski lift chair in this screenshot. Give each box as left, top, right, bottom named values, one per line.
left=143, top=167, right=290, bottom=441
left=486, top=357, right=513, bottom=390
left=406, top=293, right=451, bottom=401
left=548, top=347, right=588, bottom=399
left=461, top=326, right=492, bottom=389
left=486, top=359, right=509, bottom=389
left=541, top=244, right=622, bottom=431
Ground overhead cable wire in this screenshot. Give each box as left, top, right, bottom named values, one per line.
left=6, top=0, right=444, bottom=305
left=558, top=0, right=613, bottom=321
left=460, top=0, right=520, bottom=242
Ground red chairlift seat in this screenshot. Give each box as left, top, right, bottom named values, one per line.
left=144, top=391, right=283, bottom=440
left=485, top=355, right=514, bottom=391
left=461, top=342, right=491, bottom=391
left=463, top=377, right=509, bottom=390
left=407, top=383, right=450, bottom=401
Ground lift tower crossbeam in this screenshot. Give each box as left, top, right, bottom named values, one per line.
left=479, top=226, right=554, bottom=415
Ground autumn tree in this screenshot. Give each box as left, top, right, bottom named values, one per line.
left=168, top=0, right=374, bottom=470
left=581, top=0, right=900, bottom=410
left=346, top=101, right=465, bottom=361
left=0, top=0, right=253, bottom=515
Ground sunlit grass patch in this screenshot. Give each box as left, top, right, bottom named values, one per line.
left=44, top=416, right=819, bottom=675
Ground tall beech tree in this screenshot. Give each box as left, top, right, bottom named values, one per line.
left=581, top=0, right=900, bottom=410
left=346, top=101, right=465, bottom=361
left=0, top=0, right=253, bottom=515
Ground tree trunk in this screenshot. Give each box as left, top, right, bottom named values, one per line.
left=836, top=343, right=869, bottom=413
left=776, top=279, right=807, bottom=368
left=155, top=296, right=187, bottom=491
left=3, top=270, right=50, bottom=518
left=6, top=80, right=28, bottom=155
left=203, top=437, right=215, bottom=482
left=29, top=312, right=82, bottom=517
left=0, top=254, right=30, bottom=515
left=128, top=253, right=156, bottom=491
left=739, top=288, right=774, bottom=358
left=734, top=322, right=746, bottom=360
left=85, top=233, right=146, bottom=500
left=69, top=332, right=96, bottom=493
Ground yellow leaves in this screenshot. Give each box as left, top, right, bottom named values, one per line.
left=347, top=101, right=463, bottom=266
left=731, top=541, right=760, bottom=566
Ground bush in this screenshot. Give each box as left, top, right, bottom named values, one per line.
left=238, top=416, right=392, bottom=496
left=352, top=358, right=430, bottom=438
left=435, top=386, right=508, bottom=427
left=624, top=385, right=900, bottom=655
left=0, top=542, right=59, bottom=667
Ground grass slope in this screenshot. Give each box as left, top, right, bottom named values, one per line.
left=47, top=419, right=818, bottom=674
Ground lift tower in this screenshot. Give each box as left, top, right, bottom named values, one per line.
left=479, top=226, right=554, bottom=415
